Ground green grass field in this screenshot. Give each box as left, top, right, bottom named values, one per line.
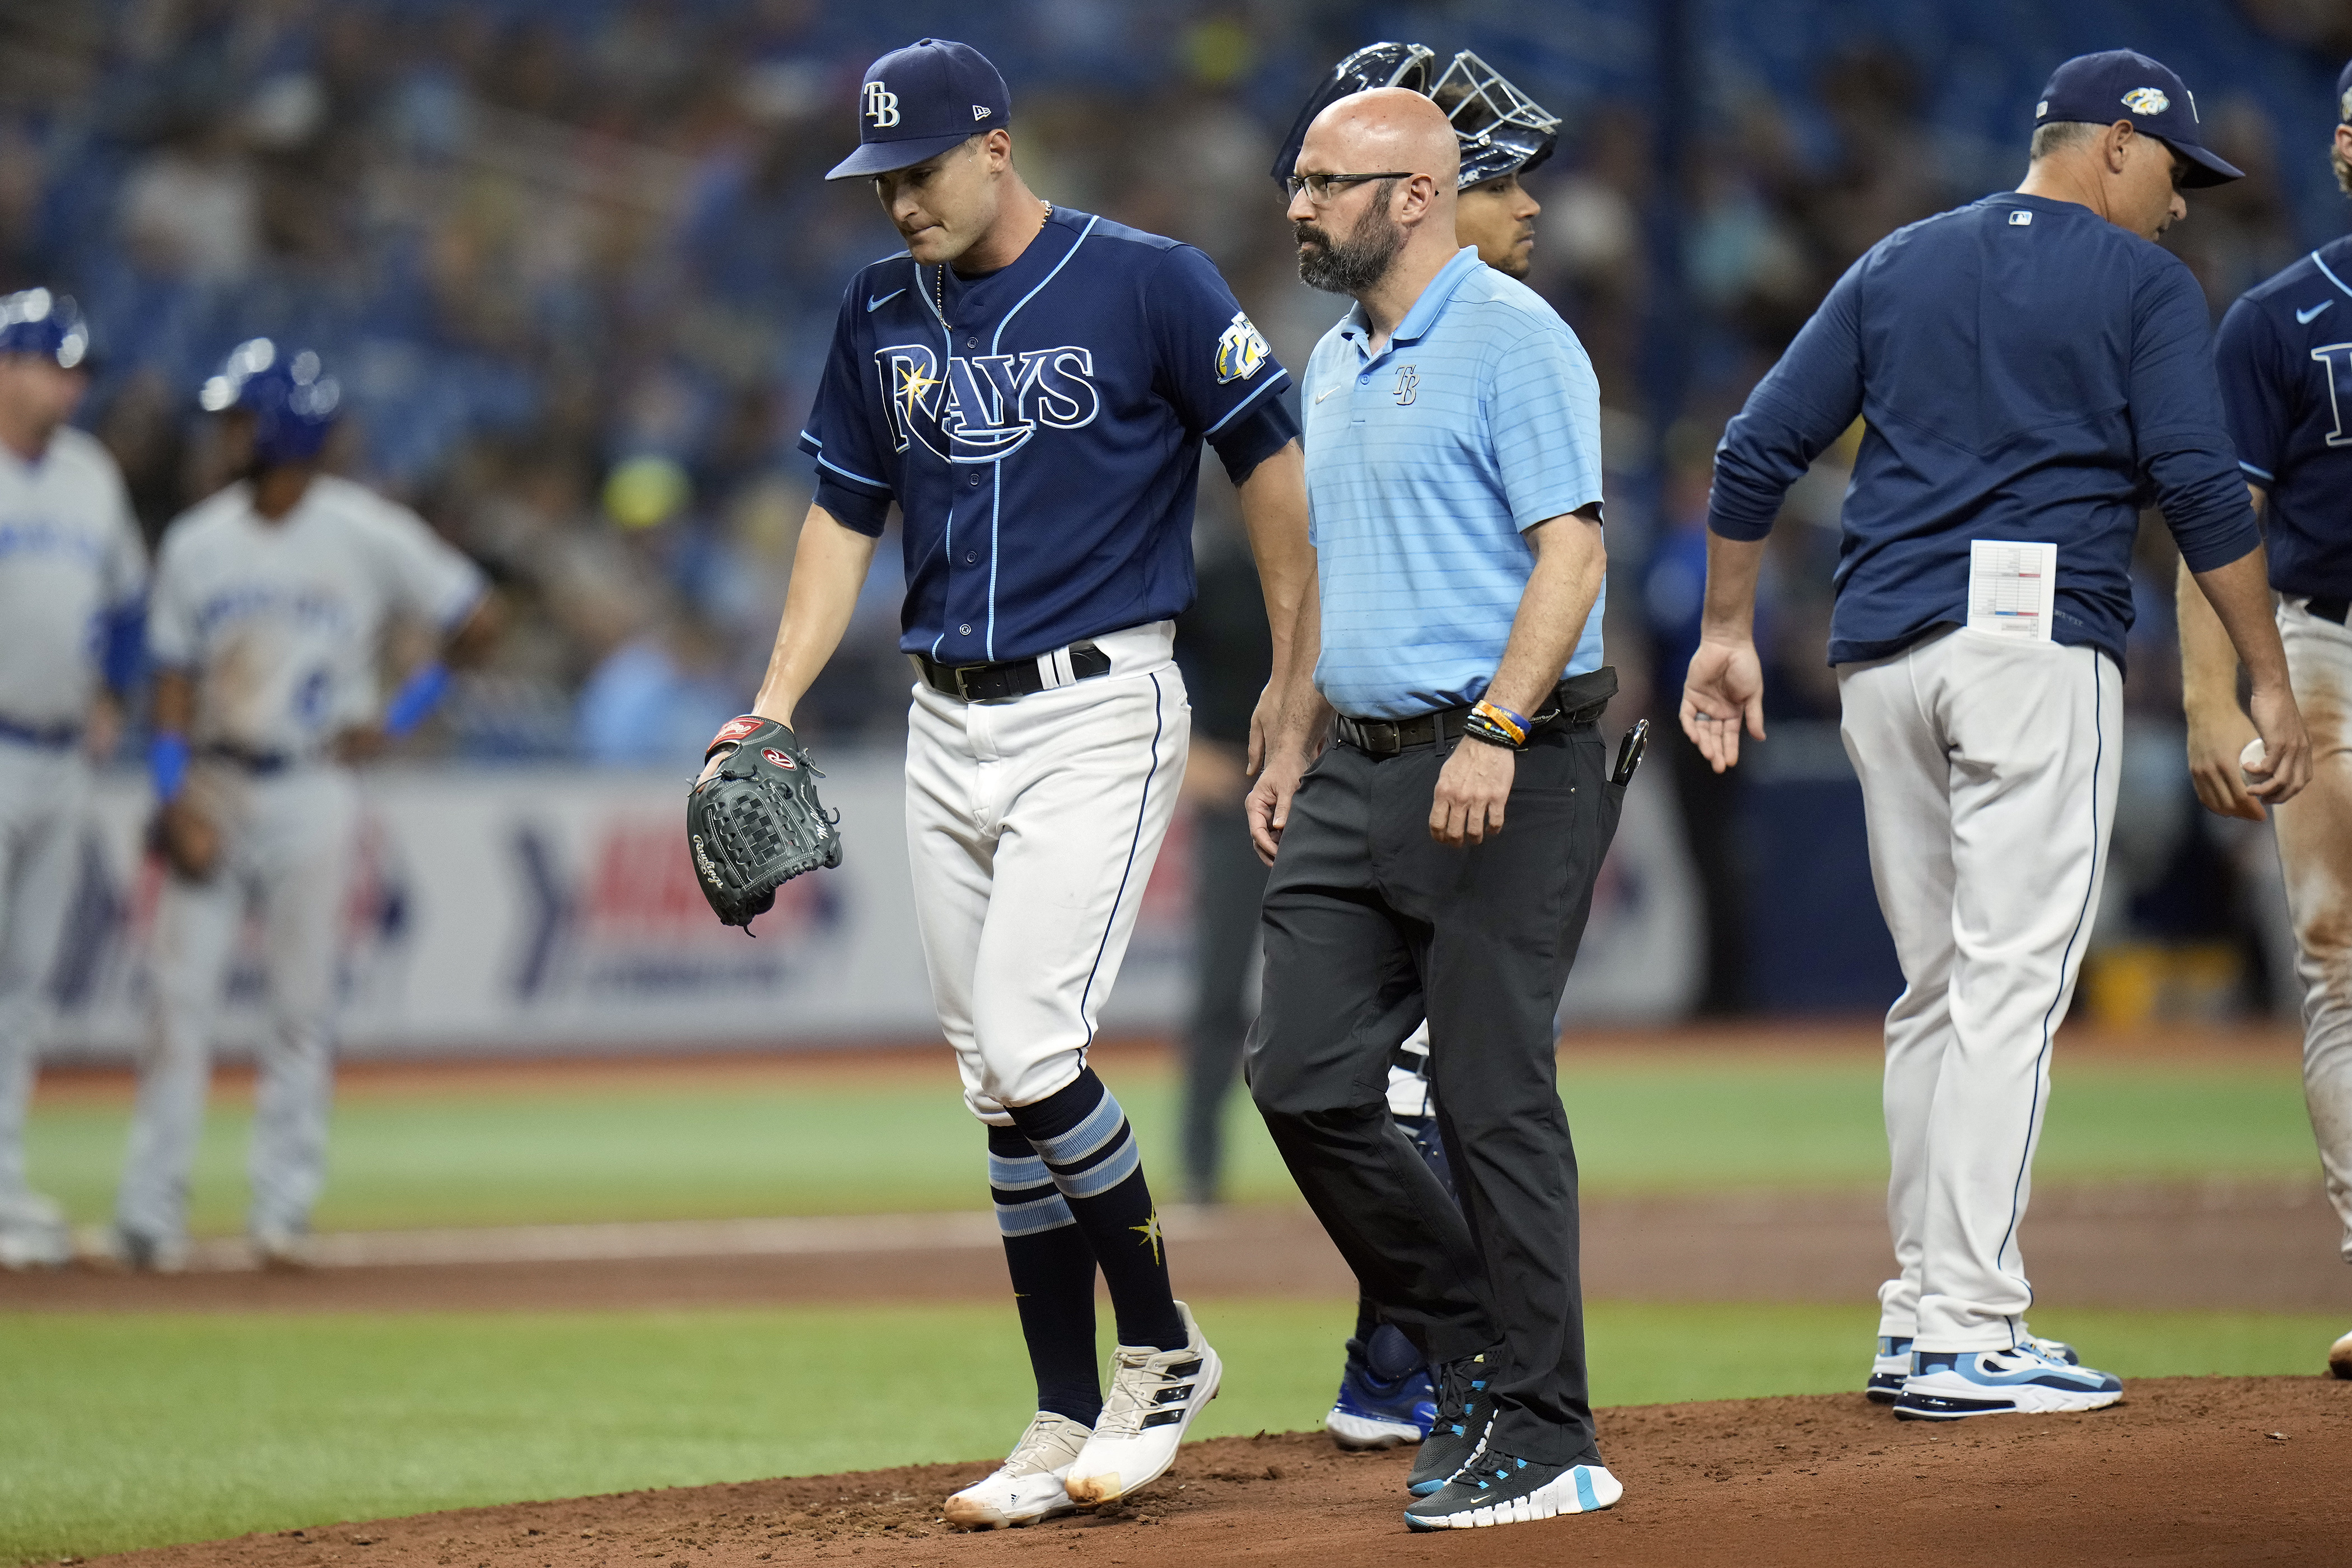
left=3, top=1299, right=2340, bottom=1564
left=21, top=1047, right=2321, bottom=1235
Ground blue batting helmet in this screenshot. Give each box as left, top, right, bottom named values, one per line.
left=198, top=337, right=341, bottom=466
left=0, top=289, right=90, bottom=369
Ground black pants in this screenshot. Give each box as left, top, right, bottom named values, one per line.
left=1248, top=720, right=1620, bottom=1465
left=1179, top=801, right=1271, bottom=1204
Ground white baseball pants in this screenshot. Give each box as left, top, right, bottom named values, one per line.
left=904, top=622, right=1189, bottom=1122
left=1839, top=627, right=2122, bottom=1352
left=0, top=741, right=82, bottom=1207
left=115, top=762, right=357, bottom=1244
left=2271, top=598, right=2352, bottom=1266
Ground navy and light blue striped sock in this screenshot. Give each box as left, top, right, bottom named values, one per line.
left=987, top=1124, right=1103, bottom=1426
left=1004, top=1068, right=1187, bottom=1353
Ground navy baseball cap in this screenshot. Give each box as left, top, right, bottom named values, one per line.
left=2035, top=49, right=2242, bottom=187
left=825, top=38, right=1011, bottom=181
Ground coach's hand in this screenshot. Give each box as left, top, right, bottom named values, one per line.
left=1247, top=745, right=1308, bottom=865
left=1680, top=638, right=1766, bottom=773
left=1431, top=736, right=1513, bottom=846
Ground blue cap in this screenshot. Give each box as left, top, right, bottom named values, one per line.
left=2035, top=50, right=2242, bottom=188
left=199, top=338, right=342, bottom=466
left=2336, top=58, right=2351, bottom=125
left=825, top=38, right=1010, bottom=181
left=0, top=289, right=88, bottom=369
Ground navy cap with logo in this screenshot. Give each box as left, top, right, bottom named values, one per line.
left=2034, top=49, right=2242, bottom=187
left=825, top=38, right=1011, bottom=181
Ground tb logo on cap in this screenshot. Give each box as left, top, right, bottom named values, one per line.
left=863, top=81, right=900, bottom=128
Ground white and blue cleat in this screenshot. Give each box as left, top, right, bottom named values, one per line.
left=1893, top=1342, right=2121, bottom=1421
left=1870, top=1331, right=2078, bottom=1403
left=1403, top=1453, right=1622, bottom=1530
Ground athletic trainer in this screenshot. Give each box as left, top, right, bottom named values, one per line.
left=739, top=39, right=1312, bottom=1525
left=1683, top=50, right=2309, bottom=1420
left=2182, top=55, right=2352, bottom=1382
left=1248, top=87, right=1622, bottom=1531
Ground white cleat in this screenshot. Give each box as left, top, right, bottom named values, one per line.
left=253, top=1225, right=317, bottom=1271
left=1063, top=1301, right=1221, bottom=1508
left=943, top=1411, right=1091, bottom=1530
left=0, top=1193, right=74, bottom=1270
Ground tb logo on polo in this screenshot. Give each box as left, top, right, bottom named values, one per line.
left=876, top=343, right=1102, bottom=461
left=863, top=82, right=900, bottom=128
left=1394, top=366, right=1418, bottom=405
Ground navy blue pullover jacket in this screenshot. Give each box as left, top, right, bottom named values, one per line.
left=1709, top=191, right=2261, bottom=669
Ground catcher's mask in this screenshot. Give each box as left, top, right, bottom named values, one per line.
left=1270, top=41, right=1561, bottom=194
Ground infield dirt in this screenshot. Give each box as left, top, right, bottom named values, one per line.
left=86, top=1376, right=2349, bottom=1568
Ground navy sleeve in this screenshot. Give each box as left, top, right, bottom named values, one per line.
left=2213, top=295, right=2288, bottom=486
left=2132, top=260, right=2261, bottom=572
left=797, top=275, right=899, bottom=536
left=1145, top=245, right=1292, bottom=442
left=1708, top=257, right=1866, bottom=540
left=101, top=596, right=145, bottom=695
left=1205, top=399, right=1298, bottom=486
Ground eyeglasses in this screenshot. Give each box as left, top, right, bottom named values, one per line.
left=1285, top=171, right=1415, bottom=203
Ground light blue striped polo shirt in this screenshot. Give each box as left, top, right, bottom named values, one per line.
left=1302, top=246, right=1606, bottom=720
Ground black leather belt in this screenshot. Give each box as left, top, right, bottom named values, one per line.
left=2308, top=595, right=2349, bottom=627
left=1334, top=667, right=1619, bottom=757
left=0, top=715, right=79, bottom=749
left=202, top=742, right=295, bottom=775
left=913, top=642, right=1112, bottom=703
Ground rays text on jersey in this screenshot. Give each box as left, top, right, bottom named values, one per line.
left=876, top=343, right=1101, bottom=461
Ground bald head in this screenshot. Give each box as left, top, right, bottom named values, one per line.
left=1289, top=87, right=1463, bottom=309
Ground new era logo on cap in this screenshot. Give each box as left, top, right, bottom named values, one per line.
left=827, top=38, right=1012, bottom=181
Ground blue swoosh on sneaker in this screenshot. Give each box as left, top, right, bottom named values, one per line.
left=1573, top=1467, right=1599, bottom=1511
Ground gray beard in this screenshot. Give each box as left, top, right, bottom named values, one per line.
left=1296, top=195, right=1404, bottom=295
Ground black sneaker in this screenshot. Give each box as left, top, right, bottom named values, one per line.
left=1405, top=1347, right=1499, bottom=1496
left=1403, top=1451, right=1623, bottom=1530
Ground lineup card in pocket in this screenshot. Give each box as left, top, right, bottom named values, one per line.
left=1966, top=539, right=2057, bottom=641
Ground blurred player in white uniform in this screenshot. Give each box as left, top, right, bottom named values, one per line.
left=110, top=339, right=492, bottom=1270
left=0, top=290, right=144, bottom=1268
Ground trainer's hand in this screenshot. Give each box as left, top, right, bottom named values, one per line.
left=1430, top=737, right=1513, bottom=846
left=2185, top=698, right=2265, bottom=822
left=2243, top=680, right=2312, bottom=809
left=1247, top=745, right=1309, bottom=865
left=1680, top=638, right=1766, bottom=773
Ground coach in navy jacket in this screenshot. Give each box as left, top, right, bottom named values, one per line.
left=1682, top=52, right=2309, bottom=1421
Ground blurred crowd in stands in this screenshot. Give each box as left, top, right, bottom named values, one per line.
left=3, top=0, right=2348, bottom=1011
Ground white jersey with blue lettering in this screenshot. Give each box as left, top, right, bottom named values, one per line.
left=148, top=474, right=483, bottom=762
left=0, top=426, right=145, bottom=732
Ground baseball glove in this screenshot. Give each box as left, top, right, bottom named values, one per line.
left=687, top=715, right=841, bottom=929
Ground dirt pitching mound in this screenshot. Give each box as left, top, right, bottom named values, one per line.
left=90, top=1376, right=2348, bottom=1568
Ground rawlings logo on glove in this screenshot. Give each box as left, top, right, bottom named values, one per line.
left=685, top=715, right=841, bottom=930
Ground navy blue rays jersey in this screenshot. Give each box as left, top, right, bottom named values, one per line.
left=2214, top=234, right=2352, bottom=599
left=799, top=206, right=1295, bottom=664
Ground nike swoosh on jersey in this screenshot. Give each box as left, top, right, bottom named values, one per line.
left=867, top=289, right=907, bottom=312
left=1314, top=385, right=1341, bottom=403
left=2298, top=301, right=2334, bottom=324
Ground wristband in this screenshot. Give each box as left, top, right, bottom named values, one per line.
left=1470, top=699, right=1530, bottom=747
left=149, top=732, right=189, bottom=803
left=1460, top=709, right=1526, bottom=751
left=382, top=661, right=451, bottom=739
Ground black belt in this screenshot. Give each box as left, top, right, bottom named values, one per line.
left=913, top=642, right=1112, bottom=703
left=0, top=715, right=79, bottom=749
left=1334, top=667, right=1619, bottom=757
left=2308, top=595, right=2349, bottom=627
left=202, top=742, right=295, bottom=775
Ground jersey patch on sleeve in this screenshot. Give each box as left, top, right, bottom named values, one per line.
left=1215, top=311, right=1272, bottom=384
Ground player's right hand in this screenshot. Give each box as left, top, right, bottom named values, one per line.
left=2184, top=698, right=2266, bottom=821
left=2239, top=681, right=2312, bottom=811
left=1247, top=749, right=1308, bottom=865
left=1679, top=638, right=1766, bottom=773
